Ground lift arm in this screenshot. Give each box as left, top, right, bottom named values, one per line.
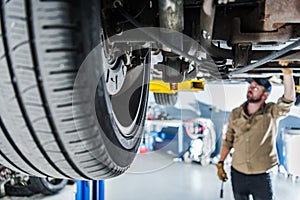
left=149, top=79, right=205, bottom=94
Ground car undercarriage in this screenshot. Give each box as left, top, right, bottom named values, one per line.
left=101, top=0, right=300, bottom=80
left=0, top=0, right=299, bottom=180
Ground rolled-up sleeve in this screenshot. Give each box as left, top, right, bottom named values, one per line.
left=222, top=112, right=235, bottom=150
left=271, top=96, right=294, bottom=118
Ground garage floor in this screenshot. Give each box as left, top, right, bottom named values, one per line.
left=1, top=151, right=300, bottom=200
left=105, top=151, right=300, bottom=200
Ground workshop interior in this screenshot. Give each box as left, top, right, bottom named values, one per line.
left=0, top=0, right=300, bottom=199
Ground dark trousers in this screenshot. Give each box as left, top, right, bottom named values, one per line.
left=231, top=167, right=273, bottom=200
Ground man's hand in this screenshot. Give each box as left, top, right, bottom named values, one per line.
left=281, top=68, right=295, bottom=102
left=216, top=162, right=228, bottom=182
left=282, top=68, right=293, bottom=75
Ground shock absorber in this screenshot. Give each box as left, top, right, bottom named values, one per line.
left=158, top=0, right=184, bottom=32
left=158, top=0, right=185, bottom=85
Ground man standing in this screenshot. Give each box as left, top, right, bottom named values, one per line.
left=216, top=69, right=295, bottom=200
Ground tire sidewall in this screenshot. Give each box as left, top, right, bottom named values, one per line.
left=95, top=56, right=150, bottom=168
left=29, top=177, right=68, bottom=195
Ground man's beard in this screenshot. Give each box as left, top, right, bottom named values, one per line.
left=247, top=92, right=263, bottom=103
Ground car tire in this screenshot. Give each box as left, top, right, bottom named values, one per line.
left=0, top=0, right=150, bottom=179
left=28, top=177, right=68, bottom=195
left=4, top=184, right=36, bottom=197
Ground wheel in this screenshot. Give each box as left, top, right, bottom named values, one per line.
left=4, top=184, right=36, bottom=197
left=154, top=93, right=178, bottom=106
left=28, top=177, right=68, bottom=195
left=0, top=0, right=150, bottom=179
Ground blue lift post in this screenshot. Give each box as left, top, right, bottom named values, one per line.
left=76, top=180, right=104, bottom=200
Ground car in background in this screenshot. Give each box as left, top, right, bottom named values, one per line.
left=0, top=164, right=68, bottom=197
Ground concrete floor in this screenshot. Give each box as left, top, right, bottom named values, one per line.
left=2, top=148, right=300, bottom=200
left=105, top=151, right=300, bottom=200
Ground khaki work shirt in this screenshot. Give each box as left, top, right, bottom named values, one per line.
left=223, top=96, right=294, bottom=174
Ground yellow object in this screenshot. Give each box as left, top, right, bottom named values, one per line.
left=149, top=79, right=205, bottom=94
left=216, top=163, right=228, bottom=182
left=279, top=61, right=291, bottom=67
left=281, top=68, right=293, bottom=75
left=296, top=85, right=300, bottom=94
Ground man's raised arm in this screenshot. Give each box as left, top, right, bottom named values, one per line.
left=282, top=69, right=296, bottom=102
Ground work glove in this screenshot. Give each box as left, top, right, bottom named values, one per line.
left=216, top=162, right=228, bottom=182
left=281, top=68, right=293, bottom=75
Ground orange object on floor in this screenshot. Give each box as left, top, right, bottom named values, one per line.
left=139, top=145, right=148, bottom=154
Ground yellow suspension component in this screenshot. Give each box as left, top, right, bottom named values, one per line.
left=296, top=85, right=300, bottom=94
left=149, top=79, right=205, bottom=94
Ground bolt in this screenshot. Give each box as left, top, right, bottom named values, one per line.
left=201, top=30, right=211, bottom=40
left=114, top=26, right=122, bottom=34
left=113, top=0, right=123, bottom=8
left=170, top=83, right=178, bottom=90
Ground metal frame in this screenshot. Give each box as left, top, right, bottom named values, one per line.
left=149, top=79, right=205, bottom=94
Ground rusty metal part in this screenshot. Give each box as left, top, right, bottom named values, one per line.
left=169, top=83, right=178, bottom=90
left=228, top=39, right=300, bottom=75
left=158, top=0, right=184, bottom=31
left=264, top=0, right=300, bottom=31
left=233, top=43, right=252, bottom=68
left=231, top=18, right=293, bottom=45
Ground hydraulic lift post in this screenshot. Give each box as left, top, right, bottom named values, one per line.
left=76, top=180, right=104, bottom=200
